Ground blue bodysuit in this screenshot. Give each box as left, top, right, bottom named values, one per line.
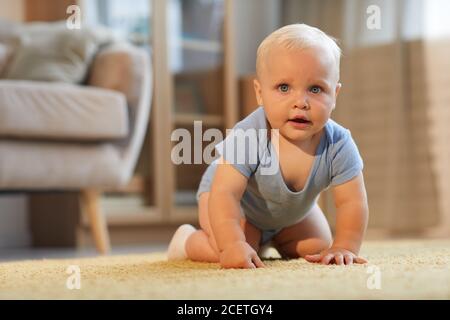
left=197, top=106, right=364, bottom=245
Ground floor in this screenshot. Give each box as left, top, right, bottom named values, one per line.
left=0, top=239, right=449, bottom=299
left=0, top=243, right=168, bottom=262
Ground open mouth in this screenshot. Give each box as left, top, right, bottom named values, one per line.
left=288, top=118, right=312, bottom=124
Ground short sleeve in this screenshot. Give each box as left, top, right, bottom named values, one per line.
left=330, top=130, right=364, bottom=186
left=214, top=107, right=267, bottom=178
left=215, top=127, right=260, bottom=178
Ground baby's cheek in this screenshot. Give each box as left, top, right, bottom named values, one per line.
left=264, top=103, right=283, bottom=117
left=314, top=95, right=335, bottom=110
left=266, top=112, right=285, bottom=129
left=311, top=93, right=329, bottom=103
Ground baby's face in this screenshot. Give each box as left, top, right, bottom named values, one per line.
left=254, top=45, right=341, bottom=145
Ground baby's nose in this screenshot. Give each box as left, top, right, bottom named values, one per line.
left=294, top=93, right=310, bottom=109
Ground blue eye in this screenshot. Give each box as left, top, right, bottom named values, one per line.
left=278, top=84, right=289, bottom=93
left=310, top=86, right=322, bottom=94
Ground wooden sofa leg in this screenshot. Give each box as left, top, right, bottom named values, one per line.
left=80, top=189, right=111, bottom=254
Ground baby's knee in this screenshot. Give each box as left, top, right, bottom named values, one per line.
left=297, top=237, right=332, bottom=257
left=186, top=230, right=220, bottom=262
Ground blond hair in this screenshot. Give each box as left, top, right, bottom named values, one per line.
left=256, top=24, right=342, bottom=79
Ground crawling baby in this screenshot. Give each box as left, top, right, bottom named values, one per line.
left=168, top=23, right=369, bottom=268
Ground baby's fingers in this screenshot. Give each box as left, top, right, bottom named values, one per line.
left=304, top=254, right=322, bottom=263
left=242, top=258, right=256, bottom=269
left=321, top=253, right=335, bottom=265
left=252, top=253, right=265, bottom=268
left=344, top=254, right=353, bottom=265
left=335, top=253, right=344, bottom=265
left=354, top=256, right=368, bottom=264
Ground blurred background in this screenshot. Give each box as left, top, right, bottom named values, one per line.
left=0, top=0, right=449, bottom=260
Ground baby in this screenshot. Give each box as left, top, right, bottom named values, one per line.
left=167, top=24, right=369, bottom=268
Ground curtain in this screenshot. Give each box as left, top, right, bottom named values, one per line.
left=281, top=0, right=449, bottom=235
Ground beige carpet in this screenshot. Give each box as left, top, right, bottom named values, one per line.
left=1, top=240, right=449, bottom=299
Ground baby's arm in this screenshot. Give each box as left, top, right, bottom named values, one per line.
left=305, top=172, right=369, bottom=265
left=209, top=158, right=265, bottom=269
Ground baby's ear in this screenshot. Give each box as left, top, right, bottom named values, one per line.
left=335, top=82, right=342, bottom=98
left=253, top=79, right=264, bottom=106
left=332, top=83, right=342, bottom=110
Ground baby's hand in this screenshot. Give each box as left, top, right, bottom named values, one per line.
left=219, top=240, right=265, bottom=269
left=304, top=247, right=367, bottom=265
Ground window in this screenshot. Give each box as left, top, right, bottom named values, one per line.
left=81, top=0, right=151, bottom=46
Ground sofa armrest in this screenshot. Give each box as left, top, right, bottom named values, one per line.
left=88, top=42, right=153, bottom=186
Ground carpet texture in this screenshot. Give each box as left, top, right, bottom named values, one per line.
left=0, top=240, right=449, bottom=299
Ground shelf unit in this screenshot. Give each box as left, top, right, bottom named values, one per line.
left=102, top=0, right=238, bottom=225
left=174, top=113, right=224, bottom=127
left=182, top=39, right=223, bottom=53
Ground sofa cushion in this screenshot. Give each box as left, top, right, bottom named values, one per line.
left=0, top=19, right=21, bottom=44
left=88, top=43, right=134, bottom=98
left=0, top=140, right=125, bottom=189
left=0, top=19, right=20, bottom=78
left=0, top=43, right=14, bottom=77
left=3, top=21, right=114, bottom=83
left=0, top=80, right=129, bottom=140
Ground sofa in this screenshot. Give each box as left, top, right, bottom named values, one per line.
left=0, top=20, right=153, bottom=253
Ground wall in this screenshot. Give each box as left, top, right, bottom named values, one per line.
left=0, top=0, right=24, bottom=21
left=24, top=0, right=77, bottom=22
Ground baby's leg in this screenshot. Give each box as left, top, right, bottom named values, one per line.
left=272, top=203, right=332, bottom=259
left=185, top=192, right=262, bottom=263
